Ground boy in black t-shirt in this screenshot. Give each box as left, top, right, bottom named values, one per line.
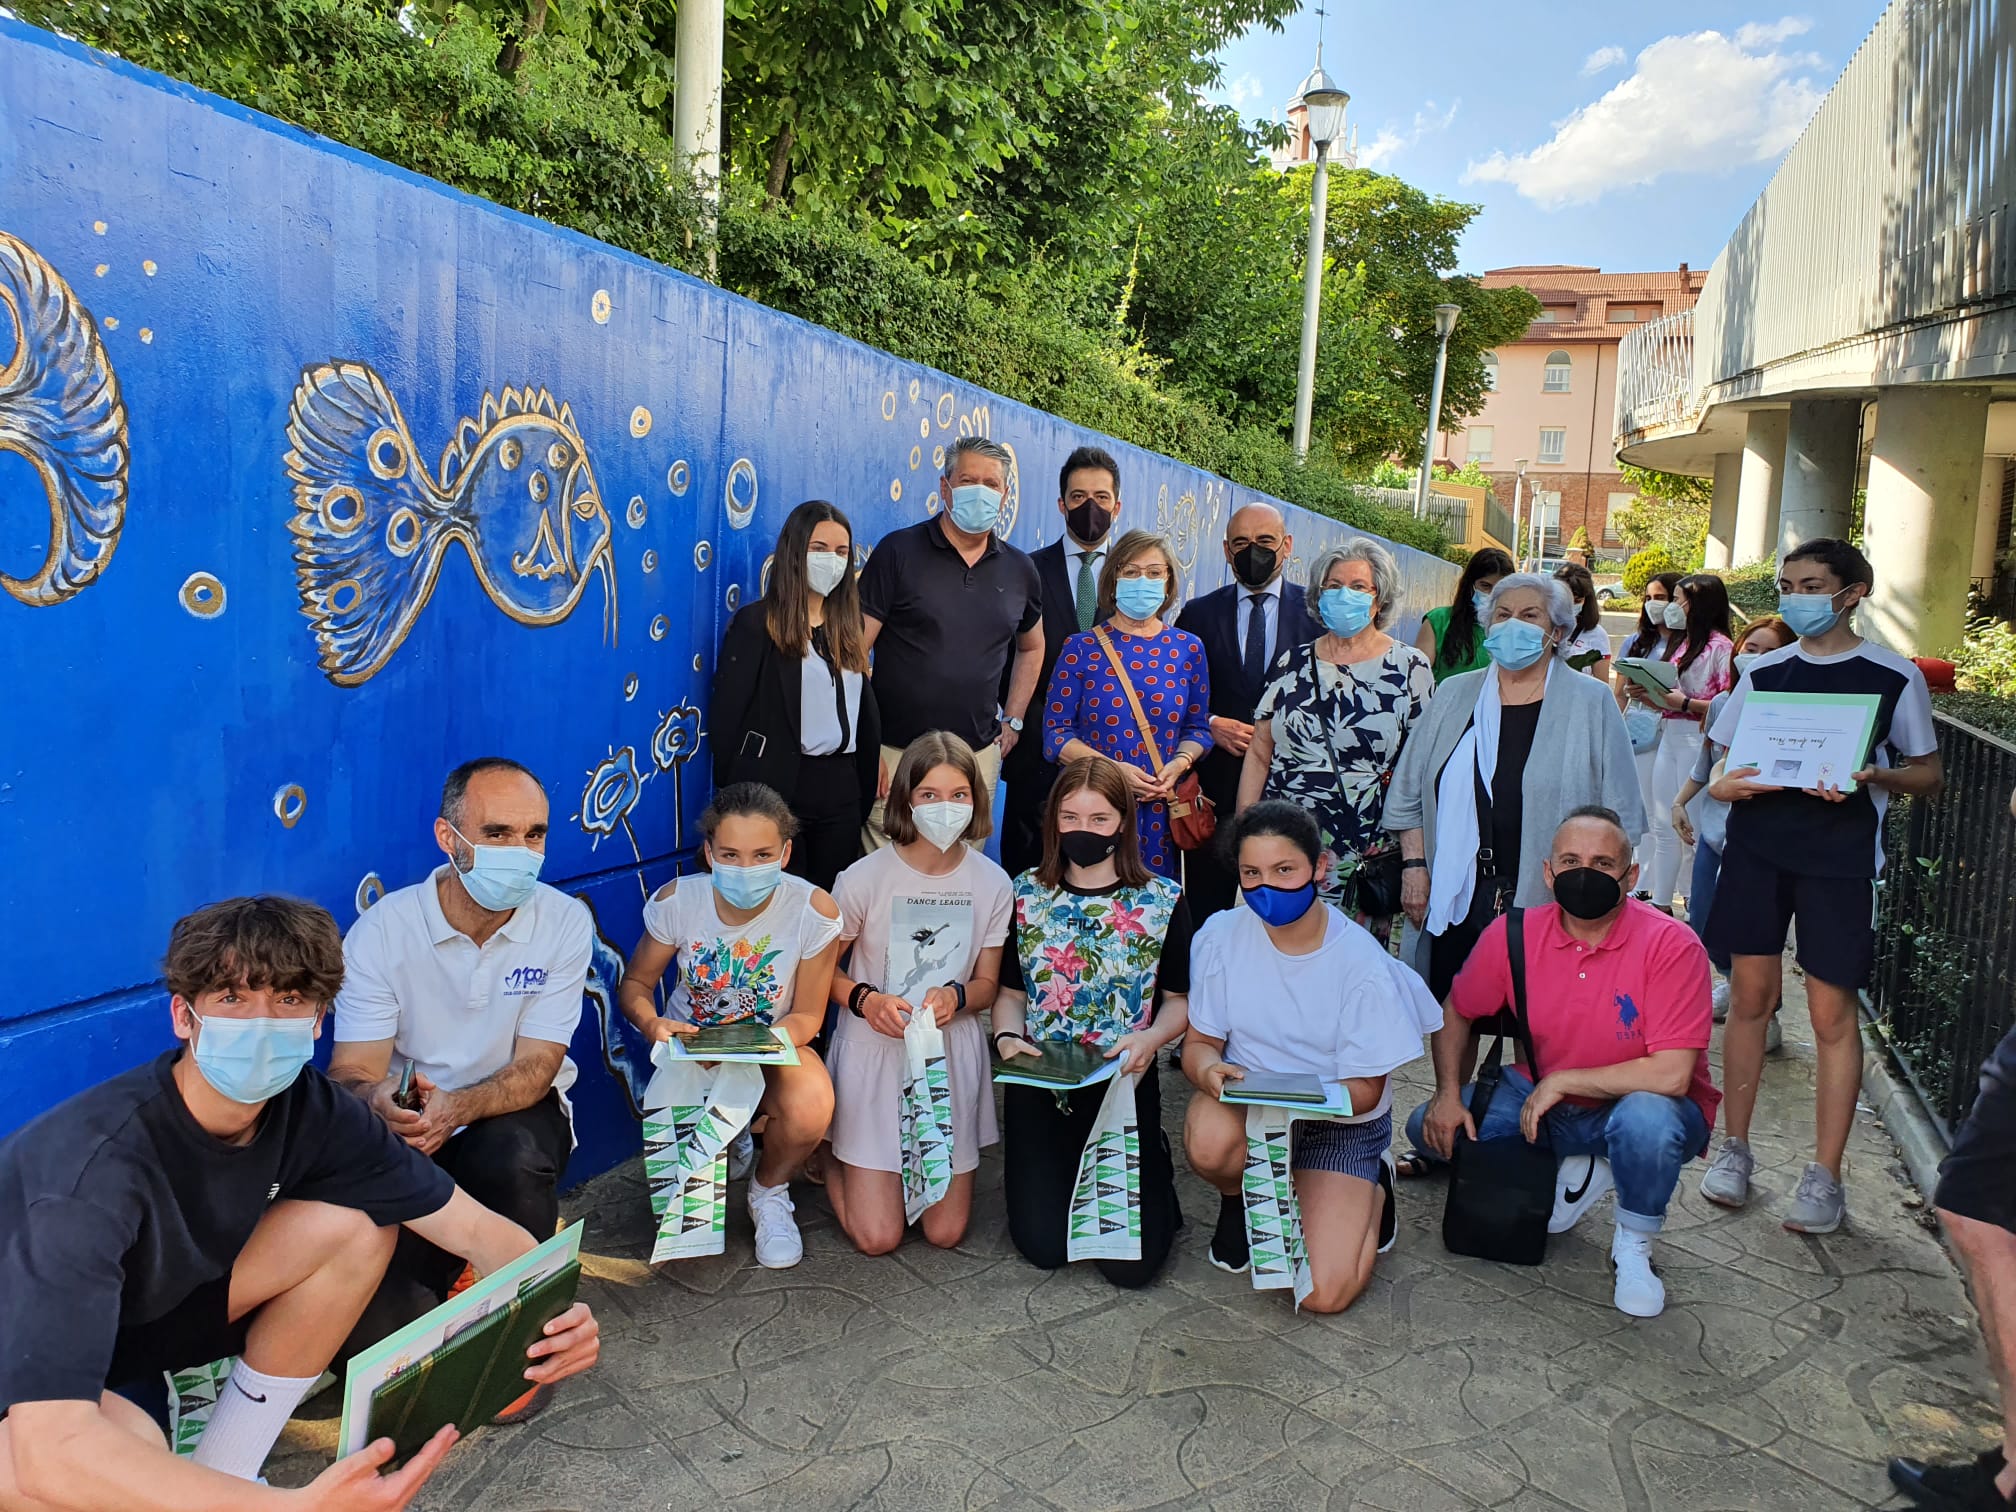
left=1696, top=539, right=1942, bottom=1235
left=0, top=896, right=602, bottom=1511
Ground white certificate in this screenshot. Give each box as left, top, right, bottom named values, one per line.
left=1724, top=691, right=1882, bottom=792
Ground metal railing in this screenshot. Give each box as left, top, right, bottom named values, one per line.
left=1484, top=496, right=1514, bottom=549
left=1612, top=308, right=1698, bottom=443
left=1868, top=710, right=2016, bottom=1139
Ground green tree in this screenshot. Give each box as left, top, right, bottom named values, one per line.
left=1612, top=464, right=1711, bottom=567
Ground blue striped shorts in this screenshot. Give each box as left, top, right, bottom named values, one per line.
left=1290, top=1111, right=1393, bottom=1181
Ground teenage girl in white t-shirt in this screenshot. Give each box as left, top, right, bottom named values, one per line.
left=618, top=782, right=842, bottom=1269
left=1182, top=801, right=1440, bottom=1314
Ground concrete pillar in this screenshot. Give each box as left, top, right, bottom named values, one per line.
left=1862, top=386, right=1992, bottom=656
left=1704, top=452, right=1742, bottom=570
left=1778, top=397, right=1861, bottom=554
left=1732, top=410, right=1789, bottom=567
left=1972, top=455, right=2007, bottom=583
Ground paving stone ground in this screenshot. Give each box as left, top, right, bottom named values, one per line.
left=274, top=964, right=2001, bottom=1510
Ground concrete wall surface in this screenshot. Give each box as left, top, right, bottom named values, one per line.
left=0, top=19, right=1456, bottom=1182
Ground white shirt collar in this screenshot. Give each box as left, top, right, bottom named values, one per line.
left=422, top=863, right=537, bottom=944
left=1243, top=577, right=1285, bottom=603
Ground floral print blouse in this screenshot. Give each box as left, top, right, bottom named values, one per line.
left=1001, top=874, right=1193, bottom=1046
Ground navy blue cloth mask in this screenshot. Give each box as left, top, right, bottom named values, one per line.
left=1243, top=880, right=1317, bottom=927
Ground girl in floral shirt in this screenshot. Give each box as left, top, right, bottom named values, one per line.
left=993, top=757, right=1193, bottom=1287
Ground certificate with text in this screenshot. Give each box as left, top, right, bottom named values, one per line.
left=1725, top=691, right=1882, bottom=792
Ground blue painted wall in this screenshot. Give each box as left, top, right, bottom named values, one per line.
left=0, top=18, right=1456, bottom=1183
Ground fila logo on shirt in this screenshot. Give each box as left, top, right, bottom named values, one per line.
left=503, top=964, right=549, bottom=996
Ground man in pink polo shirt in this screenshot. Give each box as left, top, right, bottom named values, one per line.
left=1412, top=805, right=1721, bottom=1318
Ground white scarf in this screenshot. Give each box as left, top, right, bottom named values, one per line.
left=1426, top=658, right=1553, bottom=935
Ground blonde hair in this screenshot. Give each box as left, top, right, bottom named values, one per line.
left=883, top=731, right=993, bottom=846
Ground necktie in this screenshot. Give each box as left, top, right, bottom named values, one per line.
left=1242, top=592, right=1268, bottom=691
left=1075, top=552, right=1099, bottom=630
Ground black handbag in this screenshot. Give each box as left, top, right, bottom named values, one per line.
left=1352, top=846, right=1405, bottom=918
left=1441, top=909, right=1556, bottom=1266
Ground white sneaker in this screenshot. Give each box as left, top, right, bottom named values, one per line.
left=1549, top=1155, right=1614, bottom=1234
left=1711, top=978, right=1730, bottom=1023
left=747, top=1177, right=803, bottom=1268
left=728, top=1128, right=755, bottom=1182
left=1610, top=1225, right=1666, bottom=1318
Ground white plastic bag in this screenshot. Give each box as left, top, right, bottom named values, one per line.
left=641, top=1048, right=765, bottom=1263
left=898, top=1008, right=955, bottom=1223
left=1067, top=1069, right=1141, bottom=1263
left=1243, top=1104, right=1315, bottom=1308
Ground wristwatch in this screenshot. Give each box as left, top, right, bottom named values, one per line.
left=943, top=980, right=968, bottom=1013
left=1003, top=714, right=1025, bottom=733
left=1400, top=859, right=1428, bottom=872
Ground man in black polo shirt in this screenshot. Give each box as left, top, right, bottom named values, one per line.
left=859, top=434, right=1044, bottom=846
left=1697, top=537, right=1942, bottom=1235
left=0, top=895, right=601, bottom=1510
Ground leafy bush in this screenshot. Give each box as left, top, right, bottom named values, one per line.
left=1935, top=692, right=2016, bottom=743
left=1622, top=546, right=1683, bottom=597
left=1719, top=559, right=1780, bottom=619
left=1954, top=615, right=2016, bottom=698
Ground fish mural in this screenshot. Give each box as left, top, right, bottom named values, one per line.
left=0, top=229, right=129, bottom=607
left=284, top=362, right=615, bottom=686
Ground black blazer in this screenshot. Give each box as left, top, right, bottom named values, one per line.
left=710, top=600, right=882, bottom=814
left=1174, top=580, right=1317, bottom=811
left=1000, top=538, right=1088, bottom=788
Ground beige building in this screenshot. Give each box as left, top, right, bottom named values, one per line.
left=1438, top=265, right=1705, bottom=556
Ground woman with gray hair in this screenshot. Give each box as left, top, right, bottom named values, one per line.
left=1236, top=538, right=1434, bottom=926
left=1385, top=572, right=1645, bottom=1000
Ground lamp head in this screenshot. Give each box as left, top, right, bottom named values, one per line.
left=1294, top=61, right=1350, bottom=148
left=1433, top=302, right=1461, bottom=340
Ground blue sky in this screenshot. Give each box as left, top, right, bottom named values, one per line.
left=1209, top=1, right=1887, bottom=275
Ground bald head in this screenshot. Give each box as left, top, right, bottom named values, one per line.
left=1550, top=806, right=1633, bottom=871
left=1223, top=502, right=1292, bottom=588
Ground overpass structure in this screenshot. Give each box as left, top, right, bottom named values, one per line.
left=1613, top=0, right=2015, bottom=655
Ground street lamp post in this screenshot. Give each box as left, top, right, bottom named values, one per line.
left=1290, top=59, right=1350, bottom=463
left=1413, top=302, right=1462, bottom=518
left=1510, top=458, right=1529, bottom=566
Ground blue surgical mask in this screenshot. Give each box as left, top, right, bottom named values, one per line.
left=1484, top=618, right=1549, bottom=671
left=1243, top=880, right=1318, bottom=927
left=1472, top=590, right=1493, bottom=619
left=711, top=859, right=783, bottom=910
left=1779, top=589, right=1847, bottom=637
left=185, top=1007, right=318, bottom=1105
left=1115, top=577, right=1166, bottom=620
left=946, top=483, right=1002, bottom=534
left=448, top=822, right=543, bottom=912
left=1319, top=586, right=1376, bottom=638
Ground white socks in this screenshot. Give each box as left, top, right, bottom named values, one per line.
left=191, top=1359, right=319, bottom=1480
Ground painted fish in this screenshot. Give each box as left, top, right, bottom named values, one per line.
left=285, top=362, right=615, bottom=686
left=0, top=229, right=128, bottom=607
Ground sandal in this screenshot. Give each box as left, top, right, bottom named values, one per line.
left=1394, top=1152, right=1437, bottom=1180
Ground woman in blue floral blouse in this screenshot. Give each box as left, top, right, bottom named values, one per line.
left=992, top=756, right=1193, bottom=1287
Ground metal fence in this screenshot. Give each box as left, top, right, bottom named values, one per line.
left=1484, top=495, right=1514, bottom=550
left=1869, top=710, right=2016, bottom=1139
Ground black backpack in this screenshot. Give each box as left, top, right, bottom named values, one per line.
left=1441, top=909, right=1556, bottom=1266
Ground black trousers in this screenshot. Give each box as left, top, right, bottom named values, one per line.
left=999, top=759, right=1054, bottom=880
left=787, top=751, right=864, bottom=893
left=343, top=1092, right=573, bottom=1359
left=1935, top=1025, right=2016, bottom=1233
left=1427, top=869, right=1512, bottom=1000
left=1002, top=1063, right=1178, bottom=1288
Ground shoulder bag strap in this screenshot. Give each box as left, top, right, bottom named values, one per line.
left=1092, top=626, right=1166, bottom=777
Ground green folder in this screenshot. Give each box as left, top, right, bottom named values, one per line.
left=366, top=1262, right=581, bottom=1466
left=681, top=1020, right=792, bottom=1058
left=992, top=1039, right=1112, bottom=1088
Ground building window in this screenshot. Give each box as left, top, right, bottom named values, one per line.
left=1607, top=306, right=1641, bottom=323
left=1605, top=491, right=1636, bottom=540
left=1532, top=491, right=1561, bottom=547
left=1538, top=427, right=1567, bottom=464
left=1467, top=425, right=1494, bottom=464
left=1532, top=309, right=1558, bottom=323
left=1481, top=352, right=1498, bottom=392
left=1542, top=350, right=1572, bottom=393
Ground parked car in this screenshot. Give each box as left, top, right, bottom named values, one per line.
left=1532, top=554, right=1625, bottom=601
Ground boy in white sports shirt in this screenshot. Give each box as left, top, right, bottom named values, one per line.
left=1697, top=538, right=1943, bottom=1233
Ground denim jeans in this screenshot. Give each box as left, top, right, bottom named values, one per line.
left=1404, top=1067, right=1710, bottom=1232
left=1687, top=838, right=1730, bottom=974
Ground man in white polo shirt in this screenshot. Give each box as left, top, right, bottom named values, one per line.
left=330, top=757, right=592, bottom=1415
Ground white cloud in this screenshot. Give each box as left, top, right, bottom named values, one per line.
left=1464, top=18, right=1825, bottom=209
left=1356, top=99, right=1460, bottom=170
left=1581, top=45, right=1626, bottom=76
left=1216, top=72, right=1267, bottom=110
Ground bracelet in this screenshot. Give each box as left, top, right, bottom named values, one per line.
left=992, top=1031, right=1023, bottom=1056
left=943, top=980, right=967, bottom=1014
left=848, top=981, right=878, bottom=1017
left=1400, top=858, right=1427, bottom=872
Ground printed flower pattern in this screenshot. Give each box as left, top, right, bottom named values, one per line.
left=578, top=744, right=644, bottom=845
left=681, top=930, right=785, bottom=1026
left=651, top=702, right=702, bottom=771
left=1012, top=874, right=1180, bottom=1046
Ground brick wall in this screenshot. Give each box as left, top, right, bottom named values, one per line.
left=1482, top=470, right=1633, bottom=555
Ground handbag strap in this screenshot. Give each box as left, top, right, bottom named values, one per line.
left=1092, top=626, right=1167, bottom=777
left=1463, top=908, right=1545, bottom=1134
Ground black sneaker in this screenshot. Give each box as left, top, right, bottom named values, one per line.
left=1209, top=1193, right=1249, bottom=1273
left=1377, top=1153, right=1398, bottom=1254
left=1889, top=1448, right=2012, bottom=1509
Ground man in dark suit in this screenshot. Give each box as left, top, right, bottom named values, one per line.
left=1175, top=501, right=1317, bottom=921
left=999, top=445, right=1124, bottom=876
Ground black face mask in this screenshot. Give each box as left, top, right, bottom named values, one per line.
left=1552, top=866, right=1624, bottom=921
left=1065, top=500, right=1113, bottom=546
left=1231, top=543, right=1278, bottom=589
left=1059, top=829, right=1119, bottom=869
